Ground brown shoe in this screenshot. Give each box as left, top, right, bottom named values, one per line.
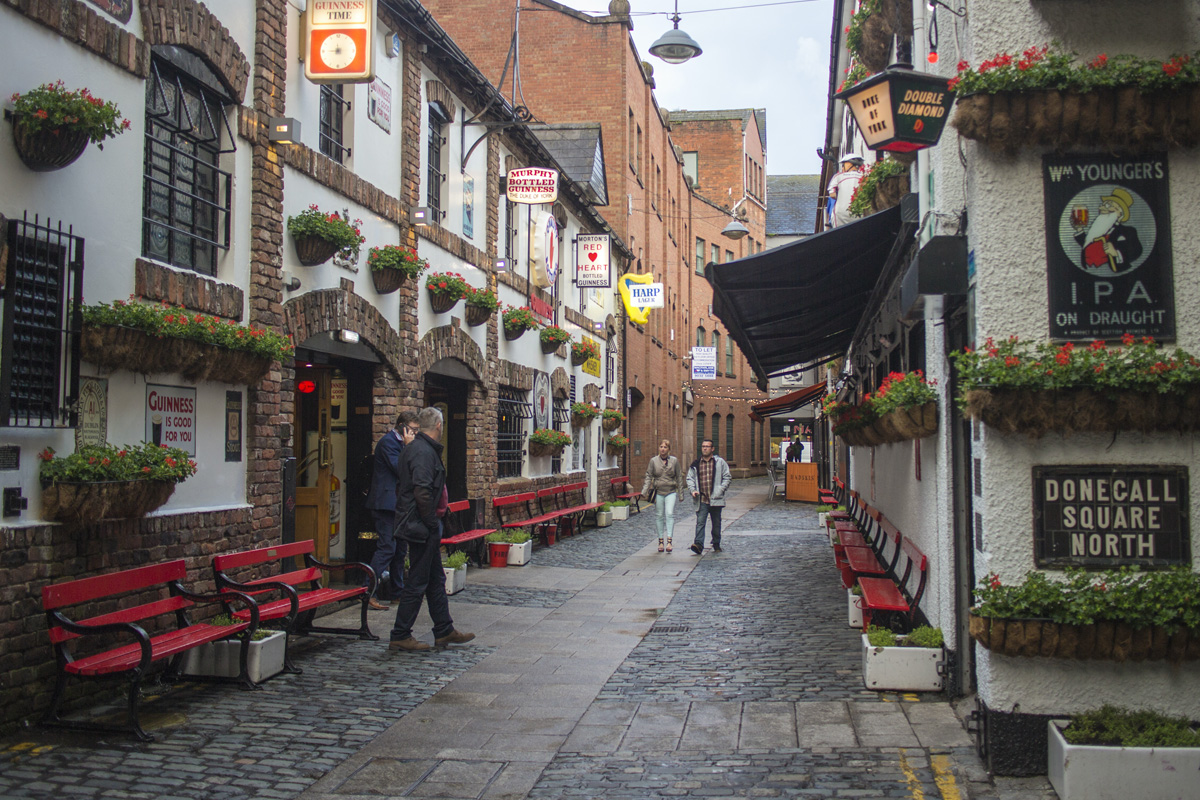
left=368, top=598, right=390, bottom=611
left=389, top=637, right=431, bottom=652
left=434, top=629, right=476, bottom=646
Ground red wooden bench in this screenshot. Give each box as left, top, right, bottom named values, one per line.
left=555, top=481, right=606, bottom=535
left=858, top=533, right=929, bottom=633
left=41, top=560, right=260, bottom=740
left=212, top=539, right=378, bottom=668
left=493, top=491, right=562, bottom=546
left=536, top=486, right=574, bottom=539
left=441, top=499, right=497, bottom=565
left=609, top=475, right=642, bottom=512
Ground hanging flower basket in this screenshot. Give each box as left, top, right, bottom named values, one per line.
left=605, top=434, right=629, bottom=456
left=42, top=480, right=177, bottom=525
left=82, top=324, right=274, bottom=385
left=570, top=338, right=600, bottom=367
left=501, top=306, right=538, bottom=341
left=601, top=410, right=625, bottom=431
left=370, top=267, right=408, bottom=295
left=529, top=441, right=564, bottom=458
left=11, top=116, right=91, bottom=172
left=465, top=303, right=493, bottom=327
left=428, top=291, right=458, bottom=313
left=886, top=401, right=938, bottom=440
left=968, top=613, right=1200, bottom=663
left=425, top=272, right=468, bottom=314
left=294, top=234, right=342, bottom=267
left=964, top=387, right=1200, bottom=437
left=503, top=324, right=527, bottom=341
left=541, top=338, right=562, bottom=355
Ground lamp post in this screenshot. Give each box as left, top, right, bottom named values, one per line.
left=649, top=1, right=702, bottom=65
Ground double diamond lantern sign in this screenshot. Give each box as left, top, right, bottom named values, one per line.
left=834, top=66, right=954, bottom=153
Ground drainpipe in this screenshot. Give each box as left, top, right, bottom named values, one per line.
left=913, top=0, right=931, bottom=244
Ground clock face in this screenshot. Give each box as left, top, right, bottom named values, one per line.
left=320, top=33, right=357, bottom=70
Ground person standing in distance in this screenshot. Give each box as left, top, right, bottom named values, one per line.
left=364, top=410, right=418, bottom=610
left=642, top=439, right=685, bottom=553
left=686, top=438, right=731, bottom=554
left=389, top=407, right=474, bottom=652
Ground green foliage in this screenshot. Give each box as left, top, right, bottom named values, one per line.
left=824, top=371, right=937, bottom=435
left=602, top=410, right=626, bottom=424
left=367, top=244, right=427, bottom=277
left=507, top=530, right=531, bottom=545
left=952, top=335, right=1200, bottom=407
left=843, top=0, right=877, bottom=62
left=599, top=502, right=613, bottom=512
left=606, top=434, right=630, bottom=449
left=905, top=626, right=945, bottom=648
left=848, top=157, right=909, bottom=218
left=529, top=428, right=571, bottom=447
left=951, top=45, right=1200, bottom=95
left=571, top=338, right=600, bottom=362
left=425, top=271, right=470, bottom=297
left=571, top=402, right=599, bottom=420
left=609, top=500, right=630, bottom=508
left=287, top=206, right=364, bottom=251
left=81, top=298, right=295, bottom=362
left=210, top=614, right=276, bottom=640
left=1063, top=705, right=1200, bottom=748
left=463, top=285, right=499, bottom=311
left=445, top=551, right=468, bottom=569
left=838, top=61, right=873, bottom=93
left=39, top=441, right=197, bottom=485
left=539, top=325, right=571, bottom=347
left=850, top=583, right=863, bottom=596
left=485, top=531, right=509, bottom=544
left=815, top=504, right=833, bottom=512
left=502, top=305, right=539, bottom=332
left=973, top=567, right=1200, bottom=630
left=10, top=81, right=130, bottom=147
left=866, top=625, right=897, bottom=647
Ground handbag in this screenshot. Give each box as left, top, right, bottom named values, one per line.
left=644, top=486, right=658, bottom=503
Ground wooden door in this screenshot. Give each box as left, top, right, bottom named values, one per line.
left=295, top=367, right=332, bottom=561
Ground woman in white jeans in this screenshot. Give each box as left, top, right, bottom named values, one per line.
left=642, top=439, right=686, bottom=552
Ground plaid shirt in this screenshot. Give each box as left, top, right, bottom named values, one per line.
left=697, top=456, right=716, bottom=503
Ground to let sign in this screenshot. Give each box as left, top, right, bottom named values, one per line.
left=1033, top=465, right=1190, bottom=568
left=691, top=346, right=717, bottom=380
left=506, top=168, right=559, bottom=204
left=576, top=234, right=610, bottom=287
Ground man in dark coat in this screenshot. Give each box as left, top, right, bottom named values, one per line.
left=364, top=410, right=418, bottom=608
left=389, top=406, right=474, bottom=652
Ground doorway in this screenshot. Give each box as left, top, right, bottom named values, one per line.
left=424, top=362, right=472, bottom=502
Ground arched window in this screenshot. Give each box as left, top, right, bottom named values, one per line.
left=695, top=413, right=706, bottom=460
left=711, top=414, right=720, bottom=457
left=726, top=413, right=735, bottom=463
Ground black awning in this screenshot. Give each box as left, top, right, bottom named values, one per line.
left=751, top=383, right=826, bottom=417
left=706, top=205, right=906, bottom=382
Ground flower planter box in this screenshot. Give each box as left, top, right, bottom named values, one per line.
left=1047, top=720, right=1200, bottom=800
left=848, top=591, right=863, bottom=629
left=968, top=613, right=1200, bottom=662
left=818, top=512, right=827, bottom=528
left=507, top=540, right=532, bottom=566
left=81, top=324, right=272, bottom=385
left=465, top=303, right=493, bottom=327
left=444, top=565, right=466, bottom=595
left=42, top=480, right=176, bottom=525
left=861, top=633, right=944, bottom=692
left=964, top=388, right=1200, bottom=437
left=428, top=291, right=460, bottom=314
left=371, top=267, right=408, bottom=295
left=180, top=630, right=287, bottom=684
left=11, top=116, right=91, bottom=172
left=595, top=510, right=613, bottom=527
left=611, top=505, right=629, bottom=521
left=293, top=234, right=341, bottom=266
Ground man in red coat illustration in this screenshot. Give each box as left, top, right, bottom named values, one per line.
left=1072, top=187, right=1142, bottom=272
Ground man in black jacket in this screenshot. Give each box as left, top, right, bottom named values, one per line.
left=389, top=406, right=474, bottom=652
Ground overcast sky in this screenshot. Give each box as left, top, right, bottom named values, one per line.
left=603, top=0, right=834, bottom=177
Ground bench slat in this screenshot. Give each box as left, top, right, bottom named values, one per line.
left=213, top=540, right=315, bottom=571
left=66, top=622, right=249, bottom=677
left=844, top=546, right=887, bottom=575
left=42, top=561, right=188, bottom=610
left=858, top=577, right=909, bottom=612
left=230, top=586, right=367, bottom=624
left=441, top=529, right=495, bottom=545
left=48, top=595, right=194, bottom=644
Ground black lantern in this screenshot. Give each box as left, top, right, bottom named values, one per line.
left=834, top=66, right=954, bottom=153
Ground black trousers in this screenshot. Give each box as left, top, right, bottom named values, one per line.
left=389, top=522, right=453, bottom=642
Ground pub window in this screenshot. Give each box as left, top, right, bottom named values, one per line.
left=552, top=392, right=569, bottom=473
left=695, top=237, right=705, bottom=275
left=143, top=49, right=234, bottom=276
left=695, top=412, right=706, bottom=460
left=726, top=413, right=735, bottom=463
left=497, top=386, right=531, bottom=479
left=1, top=215, right=83, bottom=428
left=319, top=83, right=350, bottom=163
left=427, top=103, right=450, bottom=220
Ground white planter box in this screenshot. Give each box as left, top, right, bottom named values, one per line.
left=507, top=540, right=532, bottom=565
left=611, top=505, right=629, bottom=520
left=595, top=510, right=612, bottom=527
left=444, top=565, right=466, bottom=594
left=181, top=630, right=287, bottom=684
left=1048, top=720, right=1200, bottom=800
left=848, top=591, right=863, bottom=628
left=861, top=634, right=943, bottom=692
left=818, top=512, right=827, bottom=528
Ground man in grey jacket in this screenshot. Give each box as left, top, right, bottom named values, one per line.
left=686, top=438, right=732, bottom=554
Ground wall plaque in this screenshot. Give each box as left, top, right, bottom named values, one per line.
left=1033, top=465, right=1189, bottom=568
left=75, top=377, right=108, bottom=449
left=225, top=391, right=243, bottom=463
left=1043, top=153, right=1174, bottom=341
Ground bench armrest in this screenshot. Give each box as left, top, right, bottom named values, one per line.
left=48, top=612, right=153, bottom=670
left=304, top=554, right=376, bottom=596
left=213, top=574, right=300, bottom=629
left=173, top=583, right=262, bottom=631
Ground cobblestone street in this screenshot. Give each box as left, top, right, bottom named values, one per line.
left=0, top=479, right=1054, bottom=799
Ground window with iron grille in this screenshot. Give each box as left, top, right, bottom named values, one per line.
left=497, top=386, right=531, bottom=478
left=605, top=335, right=616, bottom=396
left=2, top=215, right=83, bottom=428
left=427, top=104, right=449, bottom=219
left=726, top=413, right=735, bottom=462
left=552, top=394, right=569, bottom=473
left=319, top=83, right=350, bottom=164
left=143, top=50, right=234, bottom=276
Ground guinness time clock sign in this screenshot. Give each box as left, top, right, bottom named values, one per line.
left=305, top=0, right=375, bottom=84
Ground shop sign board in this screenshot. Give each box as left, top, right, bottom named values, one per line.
left=691, top=346, right=717, bottom=380
left=1042, top=152, right=1174, bottom=341
left=533, top=371, right=551, bottom=430
left=304, top=0, right=376, bottom=84
left=146, top=384, right=196, bottom=456
left=507, top=168, right=559, bottom=204
left=225, top=391, right=243, bottom=463
left=582, top=337, right=602, bottom=377
left=576, top=234, right=610, bottom=287
left=1033, top=465, right=1190, bottom=567
left=367, top=78, right=391, bottom=132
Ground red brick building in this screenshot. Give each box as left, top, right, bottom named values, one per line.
left=422, top=0, right=767, bottom=475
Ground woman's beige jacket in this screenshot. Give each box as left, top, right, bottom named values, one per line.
left=642, top=454, right=686, bottom=498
